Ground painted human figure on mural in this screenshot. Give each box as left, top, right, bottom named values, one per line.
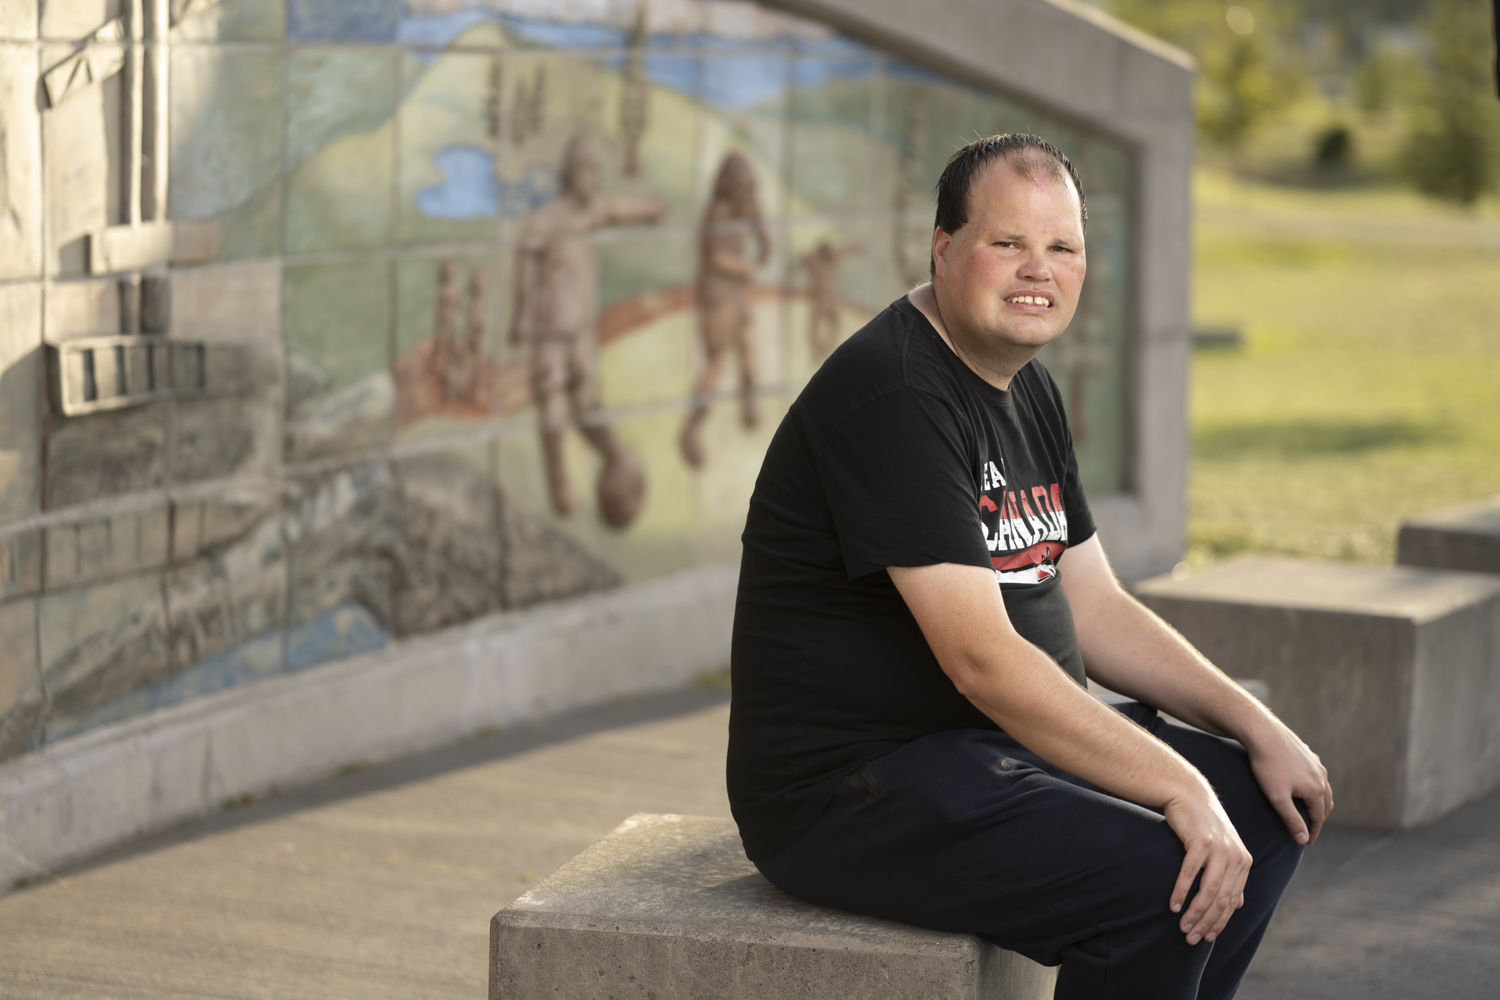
left=510, top=132, right=668, bottom=528
left=679, top=151, right=770, bottom=469
left=798, top=239, right=863, bottom=361
left=428, top=260, right=487, bottom=407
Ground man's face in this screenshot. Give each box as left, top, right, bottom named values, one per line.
left=931, top=160, right=1086, bottom=361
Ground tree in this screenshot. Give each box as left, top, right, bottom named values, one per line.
left=1199, top=32, right=1281, bottom=152
left=1401, top=0, right=1500, bottom=205
left=1106, top=0, right=1304, bottom=154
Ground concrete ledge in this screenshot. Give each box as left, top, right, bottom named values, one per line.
left=1136, top=556, right=1500, bottom=830
left=1398, top=495, right=1500, bottom=575
left=0, top=564, right=738, bottom=895
left=491, top=813, right=1056, bottom=1000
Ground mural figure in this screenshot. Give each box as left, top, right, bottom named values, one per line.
left=798, top=239, right=863, bottom=361
left=618, top=4, right=651, bottom=177
left=679, top=152, right=769, bottom=469
left=511, top=65, right=547, bottom=147
left=510, top=132, right=668, bottom=528
left=893, top=97, right=931, bottom=289
left=428, top=260, right=487, bottom=406
left=486, top=55, right=503, bottom=141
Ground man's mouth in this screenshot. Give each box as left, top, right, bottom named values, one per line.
left=1004, top=293, right=1052, bottom=308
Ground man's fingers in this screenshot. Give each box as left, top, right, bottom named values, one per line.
left=1180, top=857, right=1229, bottom=940
left=1169, top=849, right=1204, bottom=915
left=1304, top=786, right=1331, bottom=845
left=1272, top=794, right=1310, bottom=845
left=1202, top=897, right=1238, bottom=942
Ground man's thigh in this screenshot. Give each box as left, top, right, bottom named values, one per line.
left=759, top=727, right=1192, bottom=966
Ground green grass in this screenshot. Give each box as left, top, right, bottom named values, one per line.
left=1187, top=167, right=1500, bottom=567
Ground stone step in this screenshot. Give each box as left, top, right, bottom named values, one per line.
left=1136, top=556, right=1500, bottom=831
left=490, top=813, right=1056, bottom=1000
left=1398, top=495, right=1500, bottom=575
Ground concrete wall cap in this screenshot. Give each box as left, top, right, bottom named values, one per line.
left=498, top=812, right=970, bottom=953
left=1401, top=495, right=1500, bottom=533
left=1135, top=556, right=1500, bottom=624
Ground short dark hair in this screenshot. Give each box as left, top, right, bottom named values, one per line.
left=929, top=134, right=1087, bottom=278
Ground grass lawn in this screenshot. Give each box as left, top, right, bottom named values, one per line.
left=1186, top=167, right=1500, bottom=566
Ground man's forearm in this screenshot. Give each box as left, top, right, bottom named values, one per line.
left=890, top=563, right=1212, bottom=812
left=959, top=632, right=1215, bottom=810
left=1075, top=589, right=1281, bottom=751
left=1058, top=537, right=1281, bottom=752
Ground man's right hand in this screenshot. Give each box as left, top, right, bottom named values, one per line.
left=1163, top=787, right=1253, bottom=945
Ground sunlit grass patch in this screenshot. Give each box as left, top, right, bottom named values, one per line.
left=1187, top=170, right=1500, bottom=567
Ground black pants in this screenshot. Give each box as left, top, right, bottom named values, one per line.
left=756, top=703, right=1305, bottom=1000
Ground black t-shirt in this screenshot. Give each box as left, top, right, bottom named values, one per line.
left=727, top=295, right=1097, bottom=862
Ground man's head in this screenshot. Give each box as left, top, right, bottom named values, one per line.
left=928, top=134, right=1088, bottom=378
left=562, top=133, right=605, bottom=202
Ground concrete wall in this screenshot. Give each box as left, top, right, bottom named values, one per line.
left=1138, top=557, right=1500, bottom=831
left=764, top=0, right=1196, bottom=580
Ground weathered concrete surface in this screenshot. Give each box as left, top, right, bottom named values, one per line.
left=492, top=813, right=1055, bottom=1000
left=1398, top=495, right=1500, bottom=576
left=1136, top=556, right=1500, bottom=830
left=0, top=563, right=737, bottom=894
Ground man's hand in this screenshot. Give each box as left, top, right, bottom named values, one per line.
left=1164, top=788, right=1253, bottom=944
left=1246, top=723, right=1333, bottom=846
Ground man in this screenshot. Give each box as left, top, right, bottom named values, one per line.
left=510, top=132, right=666, bottom=526
left=727, top=134, right=1333, bottom=1000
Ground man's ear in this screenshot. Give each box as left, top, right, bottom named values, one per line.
left=931, top=228, right=952, bottom=278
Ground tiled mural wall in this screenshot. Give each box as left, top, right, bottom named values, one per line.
left=0, top=0, right=1133, bottom=760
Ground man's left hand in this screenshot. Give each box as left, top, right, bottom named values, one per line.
left=1246, top=723, right=1333, bottom=845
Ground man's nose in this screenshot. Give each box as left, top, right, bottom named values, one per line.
left=1017, top=247, right=1052, bottom=281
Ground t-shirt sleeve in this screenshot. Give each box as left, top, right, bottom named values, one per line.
left=814, top=387, right=992, bottom=579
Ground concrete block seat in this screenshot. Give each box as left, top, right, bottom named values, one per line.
left=491, top=813, right=1057, bottom=1000
left=1398, top=495, right=1500, bottom=575
left=1136, top=556, right=1500, bottom=831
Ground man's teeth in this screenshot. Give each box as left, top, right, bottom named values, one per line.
left=1006, top=295, right=1049, bottom=306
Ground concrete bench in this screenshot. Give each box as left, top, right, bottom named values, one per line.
left=490, top=813, right=1056, bottom=1000
left=1397, top=495, right=1500, bottom=575
left=1136, top=556, right=1500, bottom=831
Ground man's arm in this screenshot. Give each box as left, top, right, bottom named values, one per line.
left=1058, top=535, right=1334, bottom=845
left=888, top=562, right=1252, bottom=947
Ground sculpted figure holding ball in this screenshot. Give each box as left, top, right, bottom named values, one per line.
left=511, top=133, right=667, bottom=527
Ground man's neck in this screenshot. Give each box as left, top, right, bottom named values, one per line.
left=906, top=283, right=1034, bottom=391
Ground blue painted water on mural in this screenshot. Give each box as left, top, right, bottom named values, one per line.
left=288, top=0, right=397, bottom=43
left=394, top=10, right=879, bottom=113
left=416, top=146, right=501, bottom=218
left=414, top=146, right=559, bottom=220
left=397, top=7, right=496, bottom=48
left=49, top=603, right=394, bottom=741
left=286, top=602, right=391, bottom=673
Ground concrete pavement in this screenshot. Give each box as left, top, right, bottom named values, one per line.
left=1, top=681, right=1498, bottom=999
